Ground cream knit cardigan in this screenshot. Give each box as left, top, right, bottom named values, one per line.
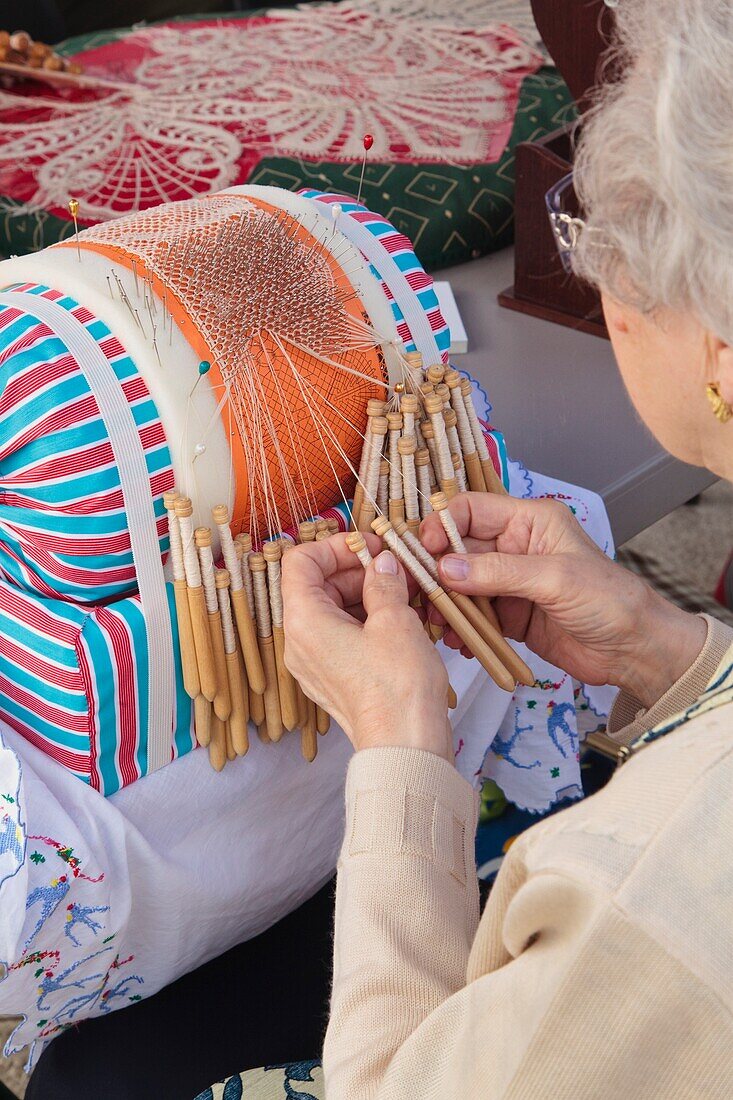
left=324, top=616, right=733, bottom=1098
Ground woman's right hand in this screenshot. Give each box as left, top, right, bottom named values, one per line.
left=420, top=494, right=706, bottom=709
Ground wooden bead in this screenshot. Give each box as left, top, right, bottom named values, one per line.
left=9, top=31, right=30, bottom=53
left=43, top=53, right=64, bottom=71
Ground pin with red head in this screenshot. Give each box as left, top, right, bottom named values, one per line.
left=356, top=133, right=374, bottom=205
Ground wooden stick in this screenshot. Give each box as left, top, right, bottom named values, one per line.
left=175, top=498, right=217, bottom=702
left=249, top=552, right=283, bottom=743
left=216, top=569, right=249, bottom=756
left=371, top=517, right=516, bottom=692
left=460, top=377, right=506, bottom=494
left=430, top=493, right=534, bottom=687
left=316, top=706, right=330, bottom=735
left=353, top=398, right=387, bottom=530
left=398, top=434, right=420, bottom=531
left=444, top=370, right=486, bottom=493
left=425, top=394, right=458, bottom=499
left=164, top=491, right=201, bottom=701
left=195, top=527, right=231, bottom=721
left=194, top=694, right=212, bottom=749
left=212, top=508, right=266, bottom=696
left=358, top=415, right=388, bottom=531
left=403, top=349, right=424, bottom=393
left=415, top=448, right=434, bottom=519
left=250, top=685, right=265, bottom=727
left=209, top=713, right=227, bottom=772
left=302, top=697, right=318, bottom=762
left=263, top=540, right=299, bottom=732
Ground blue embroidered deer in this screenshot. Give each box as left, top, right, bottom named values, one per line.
left=64, top=902, right=110, bottom=947
left=24, top=875, right=71, bottom=949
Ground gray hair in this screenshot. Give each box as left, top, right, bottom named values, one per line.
left=573, top=1, right=733, bottom=343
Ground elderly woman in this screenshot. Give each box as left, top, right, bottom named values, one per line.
left=280, top=2, right=733, bottom=1096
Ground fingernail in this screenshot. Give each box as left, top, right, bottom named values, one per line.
left=441, top=555, right=469, bottom=581
left=375, top=550, right=398, bottom=576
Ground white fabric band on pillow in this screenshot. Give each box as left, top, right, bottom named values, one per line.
left=329, top=215, right=443, bottom=366
left=0, top=291, right=174, bottom=773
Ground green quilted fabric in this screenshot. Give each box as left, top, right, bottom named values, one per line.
left=0, top=16, right=575, bottom=270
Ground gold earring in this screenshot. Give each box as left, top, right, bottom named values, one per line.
left=706, top=382, right=733, bottom=423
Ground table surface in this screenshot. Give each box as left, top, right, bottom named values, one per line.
left=438, top=247, right=715, bottom=545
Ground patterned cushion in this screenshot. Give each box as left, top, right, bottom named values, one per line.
left=0, top=9, right=574, bottom=271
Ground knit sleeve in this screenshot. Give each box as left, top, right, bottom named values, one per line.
left=324, top=746, right=480, bottom=1098
left=608, top=614, right=733, bottom=744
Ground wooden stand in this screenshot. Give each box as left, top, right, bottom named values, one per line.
left=497, top=0, right=617, bottom=339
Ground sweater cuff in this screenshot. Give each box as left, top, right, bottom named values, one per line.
left=343, top=747, right=479, bottom=887
left=608, top=614, right=733, bottom=745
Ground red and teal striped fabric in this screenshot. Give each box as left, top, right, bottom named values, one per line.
left=0, top=285, right=195, bottom=794
left=0, top=284, right=173, bottom=604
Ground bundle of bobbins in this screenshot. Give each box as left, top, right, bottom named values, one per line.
left=164, top=491, right=332, bottom=771
left=348, top=352, right=534, bottom=695
left=0, top=30, right=82, bottom=73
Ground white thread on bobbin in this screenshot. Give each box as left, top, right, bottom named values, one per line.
left=196, top=530, right=219, bottom=614
left=216, top=571, right=237, bottom=654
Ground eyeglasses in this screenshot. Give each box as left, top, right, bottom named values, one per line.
left=545, top=171, right=586, bottom=274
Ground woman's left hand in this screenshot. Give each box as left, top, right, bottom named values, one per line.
left=281, top=534, right=453, bottom=761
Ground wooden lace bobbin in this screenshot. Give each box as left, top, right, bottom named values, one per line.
left=234, top=534, right=256, bottom=617
left=426, top=364, right=446, bottom=387
left=249, top=552, right=284, bottom=743
left=420, top=421, right=440, bottom=489
left=286, top=539, right=331, bottom=739
left=371, top=517, right=515, bottom=693
left=397, top=435, right=421, bottom=533
left=208, top=713, right=228, bottom=773
left=175, top=498, right=217, bottom=703
left=300, top=698, right=318, bottom=763
left=299, top=520, right=317, bottom=544
left=444, top=369, right=486, bottom=493
left=263, top=540, right=299, bottom=732
left=430, top=493, right=534, bottom=687
left=215, top=569, right=249, bottom=756
left=451, top=450, right=467, bottom=494
left=419, top=381, right=435, bottom=403
left=402, top=350, right=424, bottom=396
left=345, top=529, right=373, bottom=569
left=212, top=507, right=266, bottom=697
left=167, top=463, right=209, bottom=756
left=424, top=394, right=459, bottom=500
left=377, top=459, right=389, bottom=516
left=400, top=392, right=424, bottom=451
left=279, top=542, right=308, bottom=731
left=234, top=535, right=266, bottom=728
left=164, top=492, right=204, bottom=737
left=315, top=519, right=329, bottom=536
left=352, top=398, right=387, bottom=531
left=397, top=512, right=507, bottom=681
left=459, top=377, right=506, bottom=494
left=387, top=411, right=405, bottom=524
left=327, top=519, right=340, bottom=536
left=357, top=415, right=388, bottom=532
left=414, top=449, right=434, bottom=520
left=391, top=521, right=457, bottom=709
left=195, top=527, right=232, bottom=722
left=444, top=408, right=467, bottom=489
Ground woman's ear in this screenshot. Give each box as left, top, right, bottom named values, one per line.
left=601, top=292, right=630, bottom=334
left=709, top=339, right=733, bottom=406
